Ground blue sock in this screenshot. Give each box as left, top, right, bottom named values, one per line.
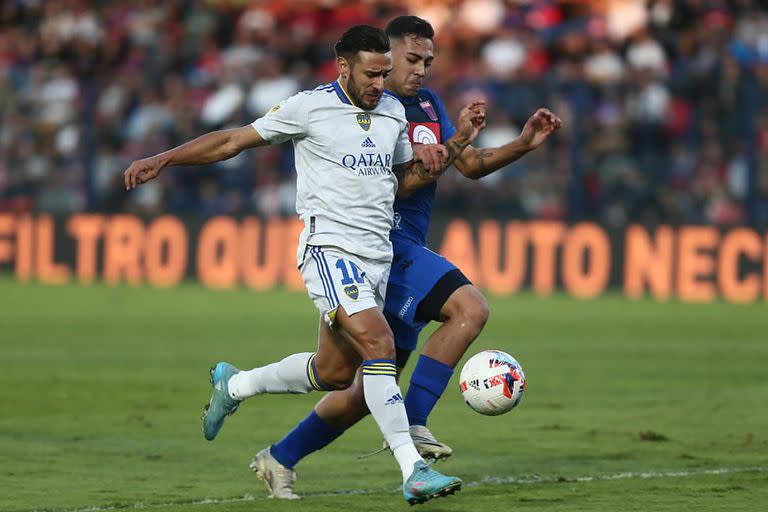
left=269, top=410, right=344, bottom=469
left=404, top=354, right=454, bottom=427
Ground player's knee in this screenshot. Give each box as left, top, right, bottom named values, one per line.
left=464, top=295, right=489, bottom=334
left=446, top=290, right=489, bottom=340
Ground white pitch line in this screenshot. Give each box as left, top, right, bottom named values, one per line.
left=468, top=465, right=768, bottom=486
left=30, top=465, right=768, bottom=512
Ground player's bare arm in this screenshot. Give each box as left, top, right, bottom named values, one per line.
left=453, top=108, right=563, bottom=180
left=394, top=100, right=487, bottom=196
left=123, top=125, right=267, bottom=190
left=409, top=143, right=445, bottom=176
left=393, top=144, right=448, bottom=196
left=444, top=100, right=487, bottom=165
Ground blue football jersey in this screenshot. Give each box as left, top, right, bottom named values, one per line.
left=387, top=89, right=457, bottom=245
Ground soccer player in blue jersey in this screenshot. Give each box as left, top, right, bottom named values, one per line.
left=124, top=25, right=491, bottom=505
left=249, top=17, right=562, bottom=499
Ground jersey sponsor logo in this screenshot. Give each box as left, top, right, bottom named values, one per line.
left=393, top=212, right=402, bottom=230
left=343, top=284, right=359, bottom=300
left=341, top=152, right=393, bottom=176
left=408, top=122, right=441, bottom=144
left=419, top=100, right=438, bottom=121
left=356, top=112, right=371, bottom=131
left=361, top=136, right=376, bottom=148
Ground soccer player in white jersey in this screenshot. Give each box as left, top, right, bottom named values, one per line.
left=123, top=25, right=485, bottom=505
left=240, top=16, right=562, bottom=501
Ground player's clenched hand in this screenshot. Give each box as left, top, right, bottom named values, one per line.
left=456, top=100, right=487, bottom=144
left=412, top=143, right=449, bottom=176
left=124, top=157, right=163, bottom=190
left=519, top=108, right=562, bottom=151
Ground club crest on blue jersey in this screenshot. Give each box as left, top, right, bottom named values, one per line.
left=344, top=284, right=359, bottom=300
left=419, top=100, right=438, bottom=121
left=356, top=112, right=371, bottom=131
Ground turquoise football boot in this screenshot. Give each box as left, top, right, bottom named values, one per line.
left=202, top=362, right=241, bottom=441
left=402, top=460, right=462, bottom=505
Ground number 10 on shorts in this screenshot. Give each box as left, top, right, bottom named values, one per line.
left=336, top=259, right=366, bottom=285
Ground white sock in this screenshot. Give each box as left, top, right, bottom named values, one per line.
left=227, top=352, right=317, bottom=399
left=392, top=444, right=423, bottom=481
left=361, top=360, right=422, bottom=482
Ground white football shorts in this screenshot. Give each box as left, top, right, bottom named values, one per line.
left=300, top=245, right=390, bottom=326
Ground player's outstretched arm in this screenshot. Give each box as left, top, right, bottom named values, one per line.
left=453, top=108, right=562, bottom=180
left=394, top=101, right=487, bottom=197
left=124, top=125, right=268, bottom=190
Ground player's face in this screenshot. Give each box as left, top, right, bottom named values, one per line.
left=343, top=51, right=393, bottom=111
left=387, top=35, right=434, bottom=98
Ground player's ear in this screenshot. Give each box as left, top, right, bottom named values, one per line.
left=336, top=56, right=351, bottom=79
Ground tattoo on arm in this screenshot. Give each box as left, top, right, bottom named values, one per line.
left=396, top=138, right=474, bottom=194
left=402, top=160, right=443, bottom=182
left=446, top=142, right=459, bottom=164
left=446, top=139, right=471, bottom=167
left=477, top=150, right=493, bottom=174
left=395, top=162, right=433, bottom=182
left=413, top=160, right=432, bottom=180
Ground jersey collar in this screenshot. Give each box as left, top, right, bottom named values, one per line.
left=333, top=79, right=357, bottom=106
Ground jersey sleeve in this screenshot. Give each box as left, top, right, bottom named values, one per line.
left=393, top=118, right=414, bottom=165
left=251, top=92, right=308, bottom=144
left=431, top=91, right=457, bottom=142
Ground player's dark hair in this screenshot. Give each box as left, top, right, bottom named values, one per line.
left=334, top=25, right=390, bottom=62
left=385, top=16, right=435, bottom=40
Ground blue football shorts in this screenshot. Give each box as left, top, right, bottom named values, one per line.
left=383, top=238, right=471, bottom=367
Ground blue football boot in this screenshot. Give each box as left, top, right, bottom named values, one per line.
left=402, top=460, right=462, bottom=505
left=202, top=362, right=241, bottom=441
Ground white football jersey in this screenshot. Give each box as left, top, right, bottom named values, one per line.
left=251, top=80, right=413, bottom=265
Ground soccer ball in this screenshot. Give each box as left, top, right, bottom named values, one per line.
left=459, top=350, right=526, bottom=416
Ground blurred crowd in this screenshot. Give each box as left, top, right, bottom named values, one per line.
left=1, top=0, right=768, bottom=227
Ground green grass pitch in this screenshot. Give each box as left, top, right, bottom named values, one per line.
left=1, top=279, right=766, bottom=511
